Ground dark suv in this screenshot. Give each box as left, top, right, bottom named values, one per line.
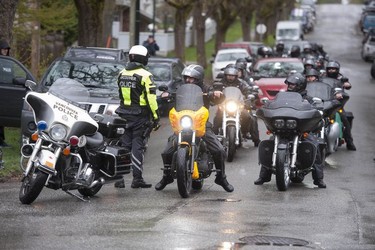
left=0, top=55, right=36, bottom=127
left=21, top=46, right=128, bottom=143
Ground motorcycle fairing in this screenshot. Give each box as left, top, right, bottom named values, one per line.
left=26, top=91, right=98, bottom=140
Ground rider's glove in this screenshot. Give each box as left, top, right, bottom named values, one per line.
left=152, top=118, right=161, bottom=131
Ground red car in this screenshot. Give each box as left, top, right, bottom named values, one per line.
left=251, top=57, right=304, bottom=108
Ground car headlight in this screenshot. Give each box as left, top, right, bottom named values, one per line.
left=105, top=104, right=119, bottom=115
left=226, top=101, right=238, bottom=113
left=180, top=116, right=193, bottom=129
left=50, top=124, right=67, bottom=141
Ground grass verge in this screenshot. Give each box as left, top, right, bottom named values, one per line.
left=0, top=127, right=22, bottom=182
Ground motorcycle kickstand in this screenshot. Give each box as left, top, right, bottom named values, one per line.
left=64, top=190, right=90, bottom=202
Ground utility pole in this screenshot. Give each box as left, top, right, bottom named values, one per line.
left=129, top=0, right=140, bottom=47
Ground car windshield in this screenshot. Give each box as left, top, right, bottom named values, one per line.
left=147, top=64, right=171, bottom=81
left=253, top=61, right=304, bottom=78
left=217, top=52, right=248, bottom=62
left=43, top=59, right=124, bottom=88
left=277, top=29, right=298, bottom=37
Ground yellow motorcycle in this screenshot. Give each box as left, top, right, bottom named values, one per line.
left=168, top=84, right=214, bottom=198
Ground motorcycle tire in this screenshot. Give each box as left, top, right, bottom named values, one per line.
left=192, top=180, right=203, bottom=190
left=78, top=184, right=102, bottom=197
left=176, top=147, right=192, bottom=198
left=19, top=168, right=48, bottom=204
left=227, top=126, right=236, bottom=162
left=275, top=148, right=290, bottom=191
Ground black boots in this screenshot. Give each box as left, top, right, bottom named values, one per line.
left=254, top=177, right=271, bottom=185
left=313, top=179, right=327, bottom=188
left=131, top=179, right=152, bottom=188
left=214, top=176, right=234, bottom=192
left=155, top=176, right=174, bottom=190
left=346, top=141, right=357, bottom=151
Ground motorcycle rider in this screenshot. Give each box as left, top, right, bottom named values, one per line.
left=254, top=73, right=326, bottom=188
left=213, top=65, right=260, bottom=146
left=235, top=58, right=253, bottom=86
left=321, top=61, right=356, bottom=151
left=305, top=68, right=320, bottom=83
left=155, top=64, right=234, bottom=192
left=114, top=45, right=160, bottom=189
left=274, top=41, right=287, bottom=57
left=290, top=45, right=301, bottom=58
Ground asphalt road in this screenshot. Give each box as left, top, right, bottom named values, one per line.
left=0, top=3, right=374, bottom=250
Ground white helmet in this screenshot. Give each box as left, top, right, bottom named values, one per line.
left=129, top=45, right=149, bottom=65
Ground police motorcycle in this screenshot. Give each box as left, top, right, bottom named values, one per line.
left=19, top=79, right=131, bottom=204
left=305, top=81, right=343, bottom=156
left=213, top=82, right=256, bottom=162
left=256, top=92, right=322, bottom=191
left=166, top=84, right=215, bottom=198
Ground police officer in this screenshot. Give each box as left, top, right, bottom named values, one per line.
left=155, top=64, right=234, bottom=192
left=254, top=73, right=326, bottom=188
left=114, top=45, right=160, bottom=188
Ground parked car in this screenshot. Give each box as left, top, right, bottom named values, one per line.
left=362, top=33, right=375, bottom=61
left=147, top=57, right=185, bottom=116
left=211, top=48, right=252, bottom=79
left=20, top=46, right=128, bottom=144
left=0, top=55, right=36, bottom=127
left=251, top=57, right=304, bottom=108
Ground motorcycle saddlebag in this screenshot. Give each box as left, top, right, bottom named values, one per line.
left=97, top=115, right=127, bottom=139
left=99, top=145, right=132, bottom=176
left=258, top=139, right=274, bottom=168
left=296, top=141, right=316, bottom=170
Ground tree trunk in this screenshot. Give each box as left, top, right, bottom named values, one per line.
left=74, top=0, right=105, bottom=46
left=193, top=1, right=206, bottom=68
left=0, top=0, right=19, bottom=43
left=240, top=14, right=252, bottom=41
left=174, top=8, right=187, bottom=62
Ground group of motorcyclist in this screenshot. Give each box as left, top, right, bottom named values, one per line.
left=113, top=40, right=355, bottom=193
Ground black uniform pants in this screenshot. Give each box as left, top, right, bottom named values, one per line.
left=161, top=125, right=227, bottom=179
left=120, top=115, right=150, bottom=181
left=340, top=110, right=354, bottom=144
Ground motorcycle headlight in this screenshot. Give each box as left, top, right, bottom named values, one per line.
left=286, top=119, right=297, bottom=129
left=226, top=101, right=238, bottom=113
left=180, top=116, right=193, bottom=129
left=274, top=119, right=285, bottom=129
left=50, top=124, right=67, bottom=141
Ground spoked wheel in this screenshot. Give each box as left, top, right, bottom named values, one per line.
left=19, top=168, right=48, bottom=204
left=275, top=148, right=290, bottom=191
left=176, top=147, right=192, bottom=198
left=226, top=126, right=236, bottom=162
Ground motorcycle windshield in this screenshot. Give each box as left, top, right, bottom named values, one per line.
left=306, top=81, right=333, bottom=101
left=26, top=78, right=98, bottom=139
left=175, top=84, right=204, bottom=112
left=265, top=92, right=313, bottom=111
left=223, top=86, right=243, bottom=102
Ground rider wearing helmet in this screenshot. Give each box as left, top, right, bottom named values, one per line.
left=155, top=64, right=234, bottom=193
left=274, top=41, right=287, bottom=57
left=257, top=46, right=273, bottom=58
left=114, top=45, right=159, bottom=189
left=305, top=68, right=320, bottom=82
left=235, top=58, right=253, bottom=86
left=321, top=60, right=356, bottom=151
left=213, top=64, right=260, bottom=146
left=254, top=72, right=327, bottom=188
left=290, top=45, right=301, bottom=58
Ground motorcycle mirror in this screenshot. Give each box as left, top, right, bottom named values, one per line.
left=25, top=80, right=37, bottom=90
left=260, top=97, right=269, bottom=104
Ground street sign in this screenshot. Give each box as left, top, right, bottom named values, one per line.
left=256, top=24, right=267, bottom=34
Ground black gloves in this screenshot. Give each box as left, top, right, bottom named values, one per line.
left=153, top=118, right=161, bottom=131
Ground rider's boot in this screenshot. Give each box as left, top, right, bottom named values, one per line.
left=155, top=169, right=174, bottom=191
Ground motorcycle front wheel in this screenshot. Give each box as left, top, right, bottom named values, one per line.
left=176, top=147, right=192, bottom=198
left=19, top=167, right=48, bottom=204
left=275, top=148, right=291, bottom=191
left=227, top=126, right=236, bottom=162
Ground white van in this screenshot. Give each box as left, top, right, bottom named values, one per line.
left=276, top=20, right=304, bottom=42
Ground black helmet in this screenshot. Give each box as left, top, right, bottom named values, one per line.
left=326, top=60, right=340, bottom=78
left=0, top=39, right=11, bottom=56
left=304, top=58, right=315, bottom=69
left=182, top=64, right=204, bottom=86
left=276, top=42, right=284, bottom=52
left=305, top=68, right=320, bottom=78
left=257, top=46, right=273, bottom=58
left=303, top=43, right=312, bottom=53
left=235, top=61, right=247, bottom=71
left=129, top=45, right=150, bottom=66
left=236, top=57, right=247, bottom=64
left=284, top=73, right=306, bottom=92
left=290, top=45, right=301, bottom=58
